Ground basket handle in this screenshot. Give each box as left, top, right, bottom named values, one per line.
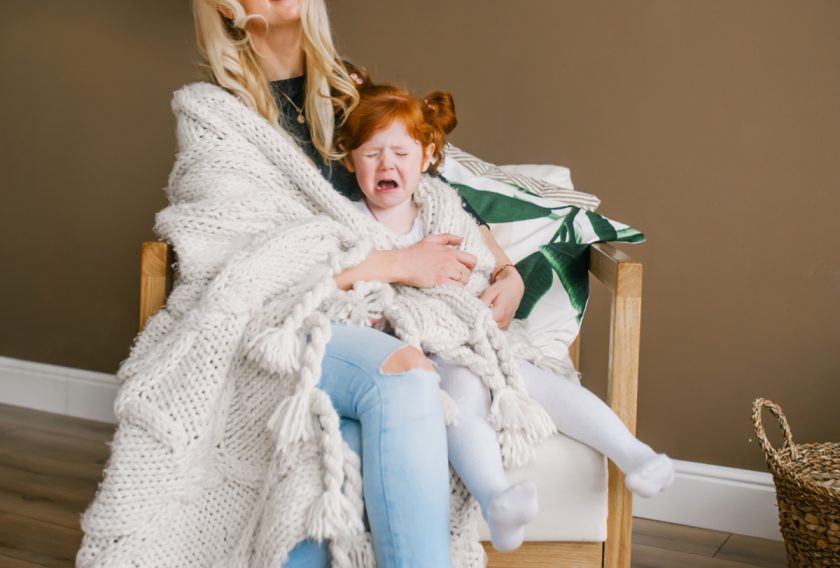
left=752, top=398, right=798, bottom=462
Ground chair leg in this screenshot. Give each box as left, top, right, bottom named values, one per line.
left=602, top=258, right=642, bottom=568
left=604, top=462, right=633, bottom=568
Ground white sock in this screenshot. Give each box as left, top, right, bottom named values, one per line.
left=486, top=480, right=539, bottom=552
left=625, top=453, right=675, bottom=497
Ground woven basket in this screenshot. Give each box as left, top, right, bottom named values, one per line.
left=752, top=398, right=840, bottom=567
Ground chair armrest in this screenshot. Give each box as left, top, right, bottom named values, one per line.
left=588, top=242, right=642, bottom=429
left=589, top=243, right=642, bottom=300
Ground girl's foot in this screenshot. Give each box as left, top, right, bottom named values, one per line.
left=625, top=453, right=675, bottom=498
left=486, top=480, right=539, bottom=552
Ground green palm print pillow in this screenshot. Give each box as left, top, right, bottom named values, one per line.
left=441, top=146, right=645, bottom=361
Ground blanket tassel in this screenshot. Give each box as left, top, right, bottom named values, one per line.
left=247, top=324, right=303, bottom=376
left=489, top=386, right=557, bottom=468
left=498, top=428, right=538, bottom=469
left=488, top=386, right=556, bottom=436
left=305, top=488, right=364, bottom=541
left=440, top=388, right=460, bottom=427
left=266, top=389, right=316, bottom=448
left=330, top=533, right=376, bottom=568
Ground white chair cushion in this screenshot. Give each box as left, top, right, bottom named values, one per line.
left=477, top=433, right=608, bottom=542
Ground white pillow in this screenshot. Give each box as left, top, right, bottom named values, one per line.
left=498, top=163, right=575, bottom=191
left=442, top=146, right=644, bottom=360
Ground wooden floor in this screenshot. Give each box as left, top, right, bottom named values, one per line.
left=0, top=403, right=788, bottom=567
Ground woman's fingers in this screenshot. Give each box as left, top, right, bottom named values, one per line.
left=426, top=233, right=464, bottom=246
left=425, top=234, right=477, bottom=278
left=428, top=233, right=476, bottom=267
left=401, top=234, right=481, bottom=288
left=454, top=250, right=477, bottom=270
left=448, top=265, right=468, bottom=286
left=479, top=286, right=501, bottom=307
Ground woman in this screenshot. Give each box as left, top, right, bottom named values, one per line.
left=77, top=1, right=526, bottom=567
left=200, top=1, right=482, bottom=567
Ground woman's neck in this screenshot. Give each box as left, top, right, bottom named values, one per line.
left=366, top=199, right=420, bottom=236
left=250, top=23, right=305, bottom=80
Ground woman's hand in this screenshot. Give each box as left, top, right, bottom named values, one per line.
left=479, top=266, right=525, bottom=330
left=333, top=234, right=476, bottom=291
left=397, top=233, right=478, bottom=288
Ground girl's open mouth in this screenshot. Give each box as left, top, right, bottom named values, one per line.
left=377, top=179, right=399, bottom=190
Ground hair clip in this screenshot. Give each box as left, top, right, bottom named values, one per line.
left=350, top=72, right=364, bottom=85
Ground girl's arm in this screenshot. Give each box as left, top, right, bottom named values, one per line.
left=334, top=249, right=403, bottom=291
left=335, top=233, right=478, bottom=291
left=477, top=225, right=525, bottom=330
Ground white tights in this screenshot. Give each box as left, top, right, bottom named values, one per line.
left=433, top=356, right=673, bottom=550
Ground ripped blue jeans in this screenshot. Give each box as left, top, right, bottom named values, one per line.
left=282, top=323, right=451, bottom=568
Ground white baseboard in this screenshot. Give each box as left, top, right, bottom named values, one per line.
left=0, top=356, right=781, bottom=541
left=634, top=459, right=782, bottom=541
left=0, top=355, right=118, bottom=424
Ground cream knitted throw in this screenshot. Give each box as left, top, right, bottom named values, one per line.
left=78, top=82, right=567, bottom=568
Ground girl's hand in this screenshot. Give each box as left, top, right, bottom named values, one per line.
left=479, top=266, right=525, bottom=330
left=397, top=233, right=477, bottom=288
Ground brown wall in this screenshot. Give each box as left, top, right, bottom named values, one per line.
left=1, top=1, right=837, bottom=471
left=1, top=1, right=199, bottom=370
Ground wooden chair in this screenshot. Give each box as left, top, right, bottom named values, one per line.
left=139, top=240, right=642, bottom=568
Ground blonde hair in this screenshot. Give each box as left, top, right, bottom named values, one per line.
left=192, top=0, right=359, bottom=160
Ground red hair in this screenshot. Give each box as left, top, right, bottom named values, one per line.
left=336, top=84, right=457, bottom=173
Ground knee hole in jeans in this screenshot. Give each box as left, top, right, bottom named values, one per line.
left=379, top=345, right=436, bottom=375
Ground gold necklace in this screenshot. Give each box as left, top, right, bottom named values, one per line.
left=276, top=89, right=305, bottom=124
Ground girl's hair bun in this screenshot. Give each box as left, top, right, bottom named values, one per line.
left=336, top=84, right=458, bottom=174
left=422, top=91, right=457, bottom=136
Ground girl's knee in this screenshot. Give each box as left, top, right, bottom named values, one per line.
left=439, top=365, right=490, bottom=410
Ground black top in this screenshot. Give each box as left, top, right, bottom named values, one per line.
left=269, top=76, right=486, bottom=226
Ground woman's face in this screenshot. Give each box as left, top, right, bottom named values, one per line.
left=346, top=120, right=434, bottom=212
left=237, top=0, right=301, bottom=27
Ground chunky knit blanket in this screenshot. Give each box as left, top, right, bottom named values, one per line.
left=78, top=82, right=567, bottom=568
